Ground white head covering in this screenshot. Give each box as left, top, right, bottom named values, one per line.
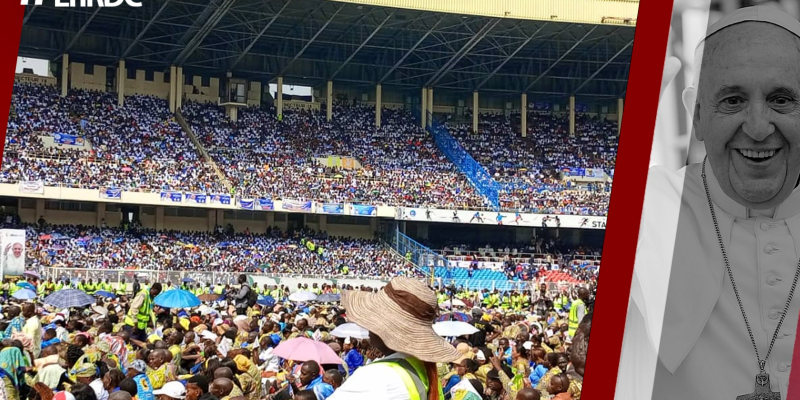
left=699, top=5, right=800, bottom=50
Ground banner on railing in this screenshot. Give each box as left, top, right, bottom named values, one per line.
left=584, top=168, right=606, bottom=179
left=185, top=193, right=207, bottom=204
left=100, top=187, right=122, bottom=200
left=19, top=181, right=44, bottom=195
left=283, top=200, right=311, bottom=212
left=160, top=191, right=183, bottom=203
left=210, top=194, right=231, bottom=205
left=53, top=133, right=85, bottom=146
left=258, top=199, right=274, bottom=211
left=350, top=204, right=377, bottom=216
left=240, top=199, right=254, bottom=210
left=397, top=207, right=607, bottom=229
left=320, top=203, right=344, bottom=214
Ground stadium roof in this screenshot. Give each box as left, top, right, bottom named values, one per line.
left=19, top=0, right=635, bottom=100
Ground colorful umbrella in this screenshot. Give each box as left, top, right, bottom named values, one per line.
left=272, top=337, right=342, bottom=365
left=16, top=282, right=35, bottom=291
left=436, top=312, right=472, bottom=323
left=94, top=290, right=117, bottom=299
left=23, top=271, right=40, bottom=279
left=12, top=289, right=37, bottom=300
left=153, top=289, right=200, bottom=309
left=43, top=289, right=95, bottom=308
left=257, top=295, right=275, bottom=307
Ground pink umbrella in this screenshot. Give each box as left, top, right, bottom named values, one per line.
left=272, top=337, right=342, bottom=365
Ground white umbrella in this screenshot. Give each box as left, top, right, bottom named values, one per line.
left=433, top=321, right=479, bottom=337
left=288, top=291, right=318, bottom=302
left=330, top=323, right=370, bottom=340
left=439, top=299, right=466, bottom=308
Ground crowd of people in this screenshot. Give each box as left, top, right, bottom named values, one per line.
left=182, top=102, right=488, bottom=209
left=15, top=220, right=419, bottom=279
left=3, top=83, right=618, bottom=215
left=2, top=84, right=225, bottom=193
left=0, top=273, right=591, bottom=400
left=446, top=112, right=615, bottom=215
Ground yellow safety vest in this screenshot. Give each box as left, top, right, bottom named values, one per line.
left=568, top=299, right=585, bottom=337
left=117, top=283, right=127, bottom=294
left=125, top=291, right=153, bottom=330
left=372, top=357, right=444, bottom=400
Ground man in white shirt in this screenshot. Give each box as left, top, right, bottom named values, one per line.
left=21, top=303, right=41, bottom=358
left=616, top=6, right=800, bottom=400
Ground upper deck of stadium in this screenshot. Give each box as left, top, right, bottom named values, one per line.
left=18, top=0, right=635, bottom=100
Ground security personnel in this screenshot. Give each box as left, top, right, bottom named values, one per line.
left=85, top=279, right=97, bottom=295
left=77, top=279, right=87, bottom=293
left=103, top=279, right=113, bottom=293
left=117, top=279, right=128, bottom=296
left=55, top=279, right=63, bottom=292
left=568, top=287, right=590, bottom=338
left=45, top=278, right=56, bottom=295
left=124, top=283, right=163, bottom=341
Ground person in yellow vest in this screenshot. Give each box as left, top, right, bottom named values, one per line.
left=117, top=279, right=128, bottom=296
left=55, top=279, right=63, bottom=292
left=327, top=277, right=460, bottom=400
left=103, top=279, right=113, bottom=292
left=37, top=280, right=47, bottom=298
left=553, top=290, right=569, bottom=313
left=124, top=283, right=163, bottom=342
left=311, top=283, right=322, bottom=295
left=85, top=279, right=96, bottom=294
left=213, top=284, right=224, bottom=295
left=500, top=294, right=511, bottom=311
left=165, top=282, right=175, bottom=291
left=567, top=288, right=590, bottom=338
left=45, top=278, right=55, bottom=295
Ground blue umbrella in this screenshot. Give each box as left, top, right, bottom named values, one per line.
left=12, top=289, right=37, bottom=300
left=182, top=277, right=195, bottom=283
left=315, top=294, right=340, bottom=303
left=258, top=295, right=275, bottom=307
left=95, top=290, right=117, bottom=299
left=153, top=289, right=200, bottom=309
left=44, top=289, right=95, bottom=308
left=16, top=282, right=35, bottom=291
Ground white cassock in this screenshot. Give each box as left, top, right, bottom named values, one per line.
left=615, top=161, right=800, bottom=400
left=5, top=253, right=24, bottom=276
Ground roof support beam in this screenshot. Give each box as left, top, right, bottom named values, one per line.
left=121, top=0, right=172, bottom=59
left=329, top=11, right=394, bottom=80
left=61, top=6, right=101, bottom=56
left=474, top=23, right=546, bottom=91
left=22, top=5, right=38, bottom=26
left=229, top=0, right=291, bottom=70
left=173, top=0, right=237, bottom=66
left=573, top=40, right=633, bottom=94
left=377, top=17, right=443, bottom=84
left=277, top=5, right=342, bottom=77
left=523, top=26, right=597, bottom=93
left=426, top=18, right=500, bottom=87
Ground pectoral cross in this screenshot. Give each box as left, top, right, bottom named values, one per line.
left=736, top=373, right=781, bottom=400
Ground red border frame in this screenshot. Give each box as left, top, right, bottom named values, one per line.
left=0, top=3, right=25, bottom=157
left=581, top=1, right=674, bottom=399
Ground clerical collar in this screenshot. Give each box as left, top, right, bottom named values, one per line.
left=704, top=162, right=800, bottom=220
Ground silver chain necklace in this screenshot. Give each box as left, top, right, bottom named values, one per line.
left=702, top=157, right=800, bottom=400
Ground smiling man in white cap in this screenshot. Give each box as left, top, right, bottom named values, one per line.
left=616, top=5, right=800, bottom=400
left=328, top=277, right=461, bottom=400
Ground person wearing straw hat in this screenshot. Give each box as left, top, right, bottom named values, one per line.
left=328, top=277, right=461, bottom=400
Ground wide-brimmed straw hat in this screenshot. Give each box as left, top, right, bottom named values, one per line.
left=341, top=277, right=461, bottom=363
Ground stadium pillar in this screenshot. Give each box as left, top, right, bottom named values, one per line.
left=168, top=66, right=176, bottom=113
left=375, top=84, right=382, bottom=128
left=155, top=207, right=165, bottom=231
left=176, top=67, right=184, bottom=111
left=521, top=93, right=527, bottom=138
left=472, top=91, right=479, bottom=134
left=117, top=60, right=125, bottom=107
left=319, top=215, right=327, bottom=232
left=427, top=87, right=434, bottom=126
left=35, top=200, right=44, bottom=222
left=618, top=97, right=624, bottom=135
left=421, top=87, right=427, bottom=128
left=96, top=203, right=105, bottom=227
left=326, top=81, right=333, bottom=122
left=569, top=95, right=576, bottom=136
left=61, top=54, right=69, bottom=97
left=277, top=76, right=284, bottom=120
left=266, top=212, right=275, bottom=228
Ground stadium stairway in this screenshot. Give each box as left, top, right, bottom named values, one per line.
left=426, top=115, right=500, bottom=210
left=176, top=109, right=233, bottom=193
